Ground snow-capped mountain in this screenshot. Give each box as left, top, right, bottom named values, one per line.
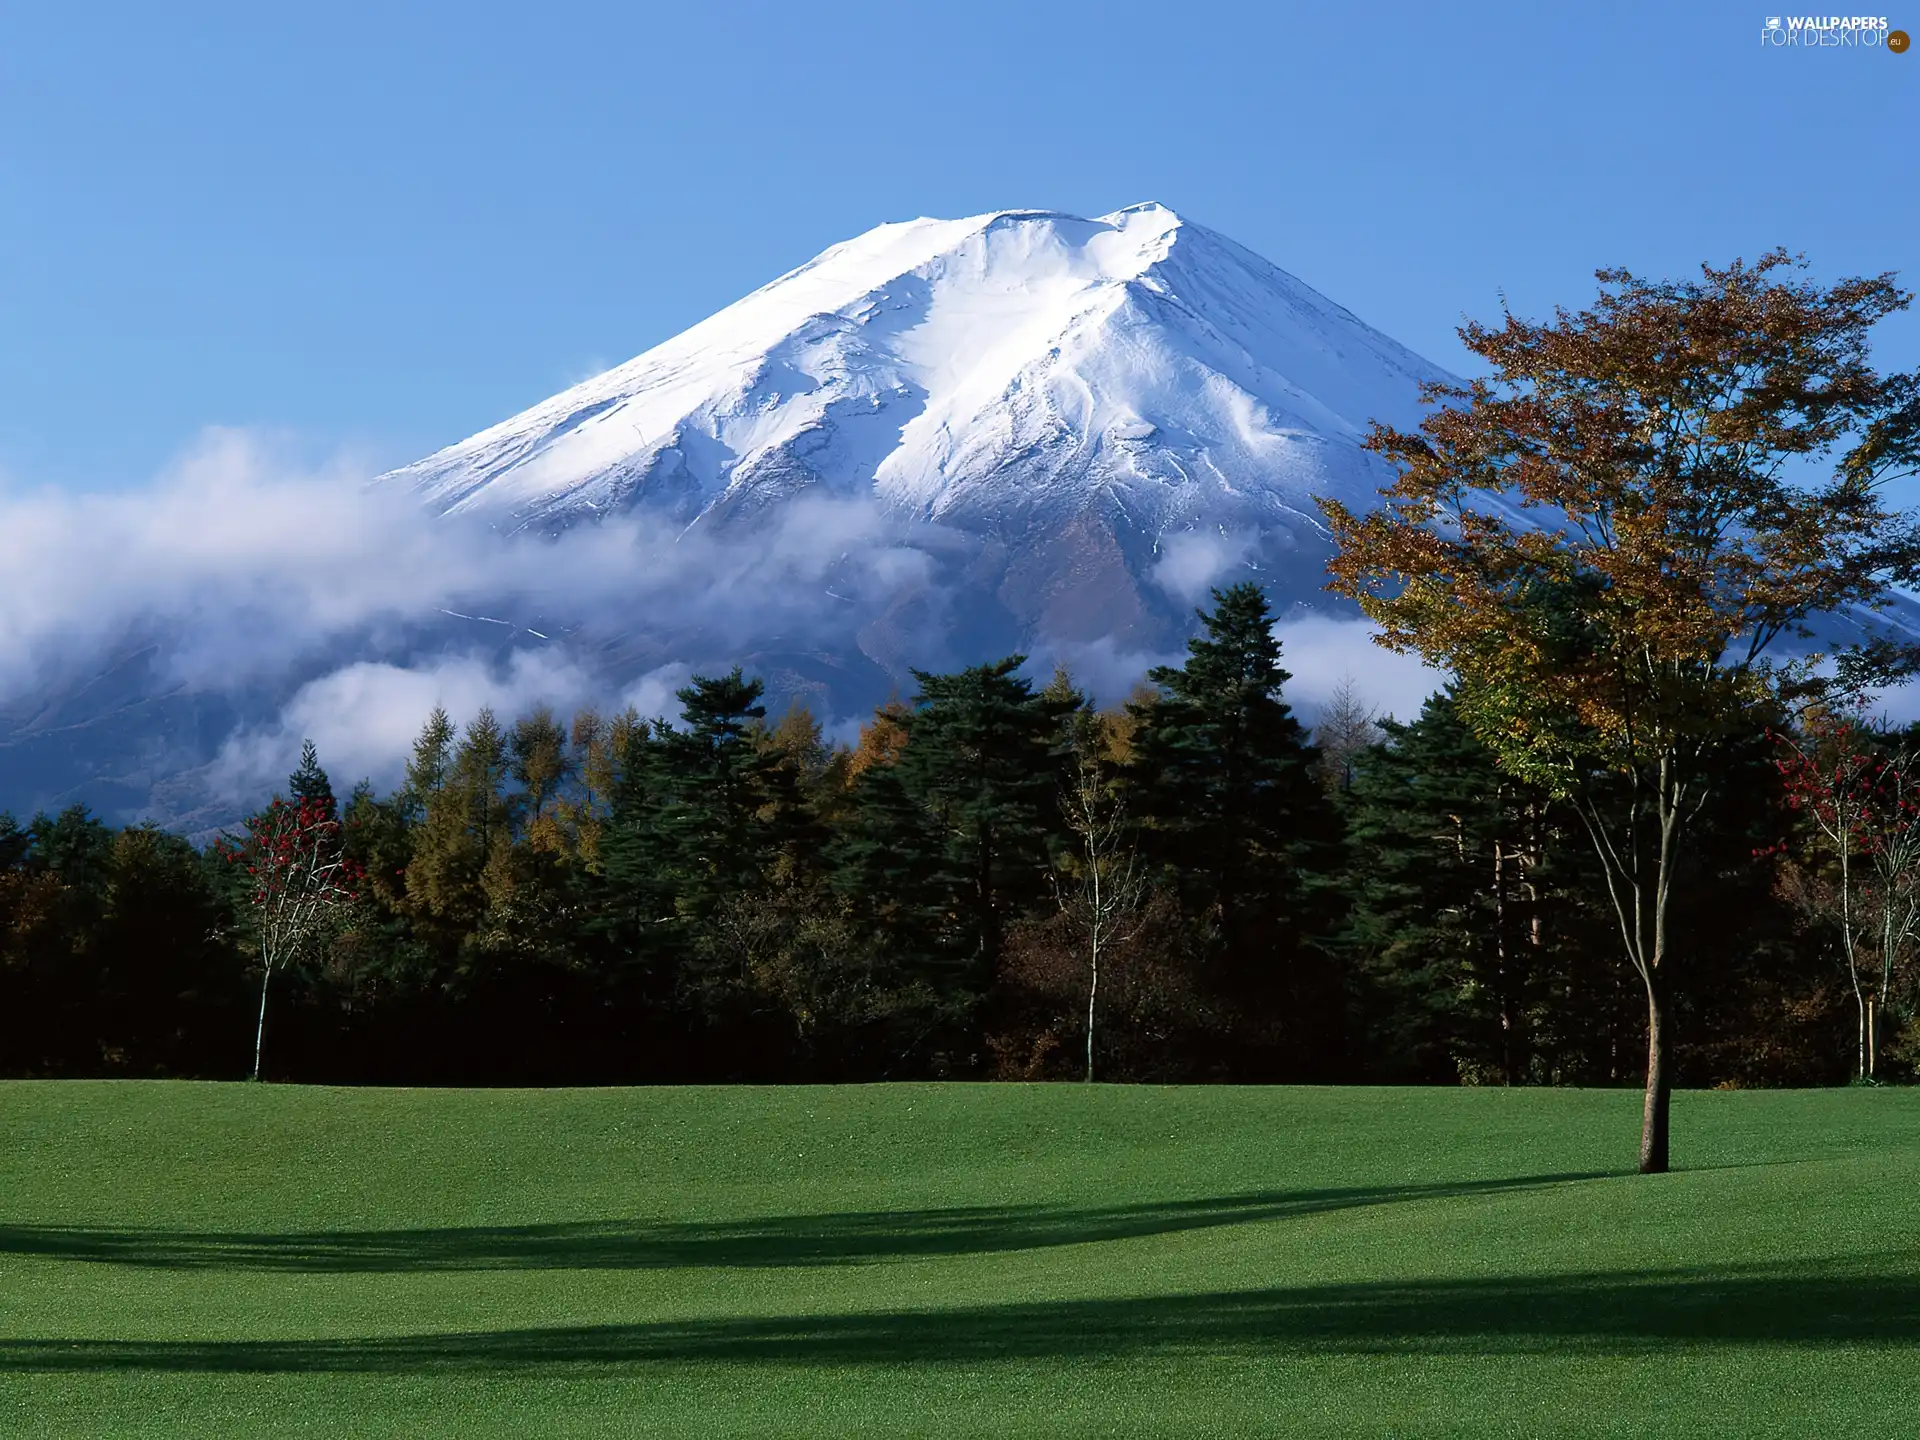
left=383, top=203, right=1450, bottom=646
left=2, top=205, right=1457, bottom=832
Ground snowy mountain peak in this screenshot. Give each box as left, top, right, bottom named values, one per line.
left=380, top=204, right=1452, bottom=543
left=0, top=208, right=1465, bottom=831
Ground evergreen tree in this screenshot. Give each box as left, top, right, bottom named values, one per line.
left=597, top=717, right=679, bottom=942
left=830, top=753, right=955, bottom=1020
left=658, top=671, right=802, bottom=913
left=403, top=707, right=456, bottom=822
left=1128, top=583, right=1343, bottom=1074
left=1343, top=689, right=1557, bottom=1083
left=288, top=739, right=336, bottom=819
left=894, top=657, right=1072, bottom=1058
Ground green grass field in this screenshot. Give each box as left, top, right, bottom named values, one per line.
left=3, top=1082, right=1918, bottom=1438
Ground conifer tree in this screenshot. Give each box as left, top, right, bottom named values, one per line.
left=897, top=657, right=1074, bottom=1003
left=662, top=670, right=794, bottom=915
left=510, top=708, right=568, bottom=812
left=830, top=730, right=954, bottom=1010
left=1343, top=689, right=1553, bottom=1083
left=1128, top=584, right=1343, bottom=1070
left=288, top=739, right=336, bottom=819
left=596, top=717, right=681, bottom=967
left=405, top=708, right=510, bottom=947
left=404, top=707, right=456, bottom=822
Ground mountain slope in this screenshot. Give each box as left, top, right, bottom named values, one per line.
left=382, top=203, right=1451, bottom=643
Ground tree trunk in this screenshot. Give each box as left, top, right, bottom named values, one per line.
left=1085, top=941, right=1099, bottom=1084
left=1849, top=947, right=1867, bottom=1081
left=1640, top=973, right=1669, bottom=1174
left=252, top=966, right=272, bottom=1083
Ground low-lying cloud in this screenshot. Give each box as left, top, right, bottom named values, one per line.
left=0, top=430, right=958, bottom=814
left=0, top=431, right=1464, bottom=823
left=0, top=429, right=944, bottom=699
left=1150, top=528, right=1259, bottom=605
left=206, top=652, right=700, bottom=801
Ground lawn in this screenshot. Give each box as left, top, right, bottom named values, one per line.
left=2, top=1082, right=1917, bottom=1437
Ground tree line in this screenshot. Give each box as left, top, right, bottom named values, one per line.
left=1, top=580, right=1911, bottom=1091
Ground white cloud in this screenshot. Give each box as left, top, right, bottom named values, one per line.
left=1273, top=613, right=1449, bottom=723
left=206, top=649, right=605, bottom=800
left=0, top=429, right=942, bottom=699
left=618, top=664, right=695, bottom=720
left=0, top=429, right=953, bottom=810
left=1026, top=635, right=1182, bottom=705
left=1150, top=529, right=1258, bottom=604
left=0, top=432, right=1449, bottom=816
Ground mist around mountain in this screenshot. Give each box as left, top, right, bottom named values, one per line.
left=1, top=204, right=1466, bottom=831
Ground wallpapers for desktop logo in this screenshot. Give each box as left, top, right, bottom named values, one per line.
left=1760, top=14, right=1907, bottom=47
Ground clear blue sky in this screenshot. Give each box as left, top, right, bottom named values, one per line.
left=3, top=0, right=1915, bottom=492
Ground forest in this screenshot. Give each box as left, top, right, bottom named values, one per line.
left=0, top=579, right=1908, bottom=1091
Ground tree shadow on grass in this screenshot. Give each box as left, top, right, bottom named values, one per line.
left=3, top=1262, right=1916, bottom=1373
left=0, top=1171, right=1610, bottom=1274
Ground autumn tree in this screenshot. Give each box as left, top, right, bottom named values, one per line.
left=405, top=708, right=510, bottom=947
left=222, top=787, right=357, bottom=1081
left=404, top=707, right=457, bottom=819
left=1774, top=713, right=1920, bottom=1079
left=1320, top=252, right=1920, bottom=1170
left=509, top=706, right=571, bottom=852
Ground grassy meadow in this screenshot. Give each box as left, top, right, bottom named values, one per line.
left=3, top=1081, right=1918, bottom=1436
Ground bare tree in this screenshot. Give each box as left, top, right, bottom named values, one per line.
left=1053, top=746, right=1148, bottom=1082
left=1861, top=748, right=1920, bottom=1075
left=1313, top=673, right=1383, bottom=792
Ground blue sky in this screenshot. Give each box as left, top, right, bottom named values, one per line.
left=3, top=0, right=1915, bottom=492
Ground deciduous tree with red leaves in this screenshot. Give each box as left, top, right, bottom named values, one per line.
left=1773, top=713, right=1920, bottom=1080
left=216, top=791, right=359, bottom=1081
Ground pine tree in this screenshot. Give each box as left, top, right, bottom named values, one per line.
left=895, top=657, right=1073, bottom=1050
left=595, top=717, right=682, bottom=965
left=1343, top=689, right=1554, bottom=1083
left=662, top=670, right=791, bottom=913
left=288, top=740, right=336, bottom=819
left=830, top=749, right=955, bottom=1011
left=1128, top=583, right=1343, bottom=1073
